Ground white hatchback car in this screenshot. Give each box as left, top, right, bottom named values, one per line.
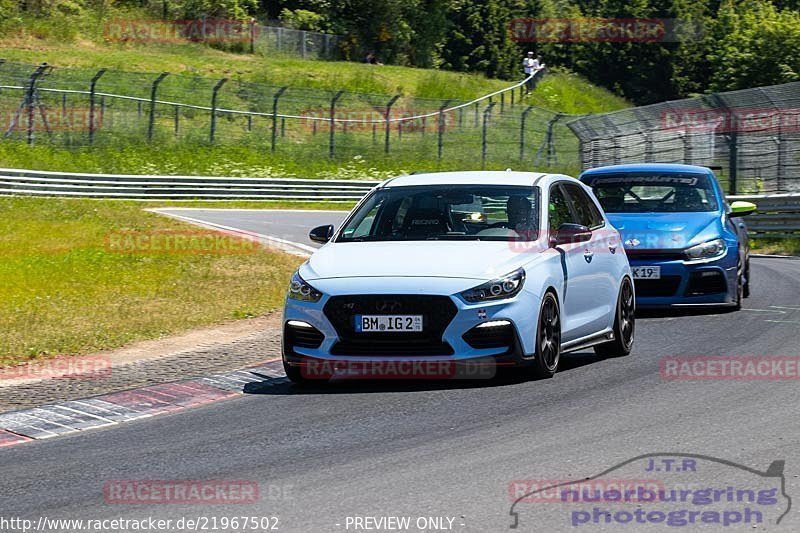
left=282, top=171, right=634, bottom=383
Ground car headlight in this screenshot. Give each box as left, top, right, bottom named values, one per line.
left=684, top=238, right=726, bottom=261
left=287, top=271, right=323, bottom=302
left=461, top=268, right=525, bottom=303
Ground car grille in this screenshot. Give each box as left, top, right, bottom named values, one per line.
left=324, top=295, right=457, bottom=356
left=634, top=276, right=682, bottom=297
left=685, top=271, right=727, bottom=296
left=626, top=249, right=685, bottom=261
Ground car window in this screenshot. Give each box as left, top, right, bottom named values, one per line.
left=563, top=183, right=604, bottom=229
left=350, top=197, right=385, bottom=238
left=586, top=172, right=719, bottom=213
left=548, top=184, right=574, bottom=232
left=338, top=185, right=540, bottom=242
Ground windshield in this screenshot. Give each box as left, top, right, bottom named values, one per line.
left=337, top=185, right=540, bottom=242
left=586, top=172, right=719, bottom=213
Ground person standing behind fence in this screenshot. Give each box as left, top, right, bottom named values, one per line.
left=523, top=52, right=544, bottom=94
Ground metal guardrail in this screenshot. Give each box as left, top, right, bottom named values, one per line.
left=1, top=168, right=798, bottom=236
left=730, top=194, right=800, bottom=238
left=0, top=168, right=379, bottom=201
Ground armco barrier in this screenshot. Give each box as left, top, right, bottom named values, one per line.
left=0, top=168, right=798, bottom=236
left=730, top=194, right=800, bottom=238
left=0, top=168, right=379, bottom=201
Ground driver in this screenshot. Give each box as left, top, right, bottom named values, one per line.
left=507, top=195, right=535, bottom=235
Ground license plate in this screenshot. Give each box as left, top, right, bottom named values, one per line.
left=355, top=315, right=423, bottom=332
left=632, top=266, right=661, bottom=279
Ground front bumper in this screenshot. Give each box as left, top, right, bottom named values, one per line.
left=282, top=286, right=540, bottom=377
left=628, top=248, right=738, bottom=307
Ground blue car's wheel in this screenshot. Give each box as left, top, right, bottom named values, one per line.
left=743, top=259, right=751, bottom=299
left=595, top=278, right=635, bottom=357
left=527, top=292, right=561, bottom=379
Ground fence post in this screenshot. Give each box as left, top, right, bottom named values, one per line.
left=329, top=90, right=344, bottom=158
left=710, top=93, right=738, bottom=194
left=519, top=105, right=534, bottom=162
left=324, top=34, right=330, bottom=58
left=481, top=102, right=496, bottom=169
left=500, top=92, right=505, bottom=113
left=14, top=64, right=50, bottom=144
left=209, top=77, right=228, bottom=143
left=438, top=100, right=452, bottom=160
left=384, top=95, right=400, bottom=154
left=644, top=132, right=654, bottom=163
left=534, top=113, right=563, bottom=167
left=147, top=72, right=168, bottom=142
left=3, top=64, right=48, bottom=143
left=174, top=106, right=180, bottom=135
left=249, top=18, right=256, bottom=54
left=88, top=68, right=106, bottom=145
left=301, top=31, right=307, bottom=59
left=271, top=86, right=287, bottom=152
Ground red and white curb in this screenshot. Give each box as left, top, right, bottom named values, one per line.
left=0, top=360, right=286, bottom=447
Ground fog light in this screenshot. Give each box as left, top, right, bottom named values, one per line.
left=476, top=320, right=512, bottom=328
left=287, top=320, right=314, bottom=328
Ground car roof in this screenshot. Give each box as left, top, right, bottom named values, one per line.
left=579, top=163, right=714, bottom=176
left=381, top=171, right=563, bottom=188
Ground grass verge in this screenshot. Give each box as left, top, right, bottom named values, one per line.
left=750, top=238, right=800, bottom=256
left=0, top=197, right=304, bottom=366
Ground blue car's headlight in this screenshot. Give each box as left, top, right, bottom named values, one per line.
left=684, top=238, right=726, bottom=261
left=287, top=271, right=323, bottom=302
left=461, top=268, right=526, bottom=303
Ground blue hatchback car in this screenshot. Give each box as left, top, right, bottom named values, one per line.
left=579, top=164, right=757, bottom=309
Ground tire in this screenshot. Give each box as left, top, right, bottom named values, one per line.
left=594, top=277, right=635, bottom=357
left=743, top=258, right=751, bottom=299
left=283, top=359, right=309, bottom=384
left=732, top=265, right=744, bottom=311
left=526, top=291, right=561, bottom=379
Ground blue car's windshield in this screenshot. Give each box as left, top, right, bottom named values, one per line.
left=337, top=185, right=540, bottom=242
left=586, top=173, right=719, bottom=213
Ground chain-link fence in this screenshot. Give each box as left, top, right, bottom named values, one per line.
left=0, top=61, right=581, bottom=173
left=568, top=82, right=800, bottom=194
left=251, top=25, right=339, bottom=59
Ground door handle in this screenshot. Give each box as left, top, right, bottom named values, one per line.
left=608, top=244, right=617, bottom=254
left=583, top=249, right=594, bottom=263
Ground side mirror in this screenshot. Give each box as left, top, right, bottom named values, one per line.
left=309, top=224, right=335, bottom=244
left=729, top=201, right=757, bottom=217
left=551, top=223, right=592, bottom=247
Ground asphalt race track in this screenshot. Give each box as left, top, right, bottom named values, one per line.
left=3, top=209, right=800, bottom=532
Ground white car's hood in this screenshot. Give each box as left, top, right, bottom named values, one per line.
left=301, top=241, right=543, bottom=281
